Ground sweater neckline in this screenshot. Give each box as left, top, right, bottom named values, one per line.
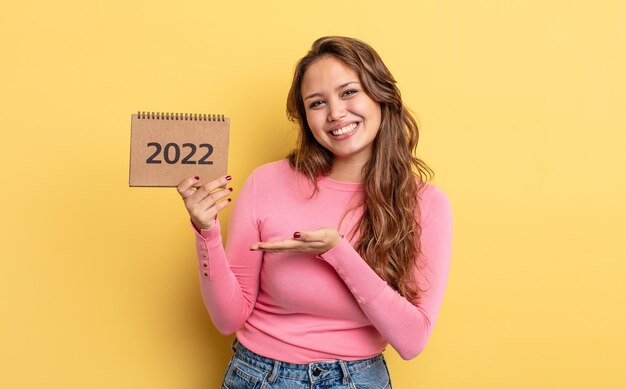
left=317, top=175, right=364, bottom=192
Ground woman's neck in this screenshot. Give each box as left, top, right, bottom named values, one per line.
left=328, top=158, right=366, bottom=183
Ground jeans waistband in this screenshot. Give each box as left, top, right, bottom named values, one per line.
left=231, top=338, right=385, bottom=384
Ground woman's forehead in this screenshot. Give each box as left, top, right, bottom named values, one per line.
left=301, top=57, right=359, bottom=94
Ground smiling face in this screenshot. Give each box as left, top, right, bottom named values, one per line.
left=300, top=55, right=382, bottom=165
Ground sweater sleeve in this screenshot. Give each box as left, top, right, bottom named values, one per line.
left=192, top=172, right=263, bottom=334
left=317, top=186, right=453, bottom=360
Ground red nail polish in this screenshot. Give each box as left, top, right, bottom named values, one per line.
left=225, top=175, right=232, bottom=181
left=293, top=232, right=301, bottom=239
left=194, top=176, right=200, bottom=180
left=227, top=198, right=232, bottom=202
left=229, top=187, right=233, bottom=192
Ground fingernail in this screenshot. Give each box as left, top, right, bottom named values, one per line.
left=229, top=187, right=233, bottom=192
left=194, top=176, right=200, bottom=180
left=225, top=175, right=232, bottom=181
left=227, top=198, right=232, bottom=202
left=293, top=232, right=301, bottom=239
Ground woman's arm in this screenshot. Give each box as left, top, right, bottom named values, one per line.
left=187, top=173, right=263, bottom=334
left=317, top=186, right=453, bottom=360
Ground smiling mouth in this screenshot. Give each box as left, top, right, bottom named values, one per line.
left=330, top=122, right=358, bottom=136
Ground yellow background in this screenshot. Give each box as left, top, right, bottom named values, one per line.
left=1, top=0, right=625, bottom=387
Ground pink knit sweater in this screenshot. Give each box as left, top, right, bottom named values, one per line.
left=193, top=160, right=452, bottom=363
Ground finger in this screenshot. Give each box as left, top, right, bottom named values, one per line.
left=210, top=196, right=233, bottom=214
left=197, top=187, right=233, bottom=211
left=187, top=175, right=232, bottom=204
left=177, top=176, right=201, bottom=199
left=292, top=230, right=322, bottom=242
left=251, top=239, right=299, bottom=251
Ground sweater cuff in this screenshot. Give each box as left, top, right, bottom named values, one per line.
left=318, top=237, right=388, bottom=304
left=191, top=219, right=227, bottom=280
left=190, top=218, right=222, bottom=241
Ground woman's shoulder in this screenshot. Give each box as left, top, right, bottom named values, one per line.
left=245, top=159, right=299, bottom=188
left=416, top=181, right=452, bottom=216
left=417, top=181, right=448, bottom=199
left=249, top=159, right=293, bottom=178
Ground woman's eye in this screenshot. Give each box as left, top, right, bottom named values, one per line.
left=309, top=100, right=324, bottom=109
left=342, top=89, right=358, bottom=97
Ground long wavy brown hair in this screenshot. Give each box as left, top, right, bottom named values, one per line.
left=286, top=36, right=434, bottom=302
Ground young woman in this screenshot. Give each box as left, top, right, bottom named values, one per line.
left=177, top=36, right=452, bottom=389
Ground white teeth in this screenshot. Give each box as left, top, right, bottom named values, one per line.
left=331, top=123, right=357, bottom=136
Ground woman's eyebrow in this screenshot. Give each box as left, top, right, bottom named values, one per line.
left=304, top=81, right=360, bottom=100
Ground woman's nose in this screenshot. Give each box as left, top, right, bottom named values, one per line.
left=327, top=100, right=347, bottom=121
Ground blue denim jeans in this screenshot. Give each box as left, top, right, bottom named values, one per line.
left=221, top=339, right=392, bottom=389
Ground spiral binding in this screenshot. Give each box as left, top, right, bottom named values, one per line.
left=137, top=111, right=226, bottom=121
